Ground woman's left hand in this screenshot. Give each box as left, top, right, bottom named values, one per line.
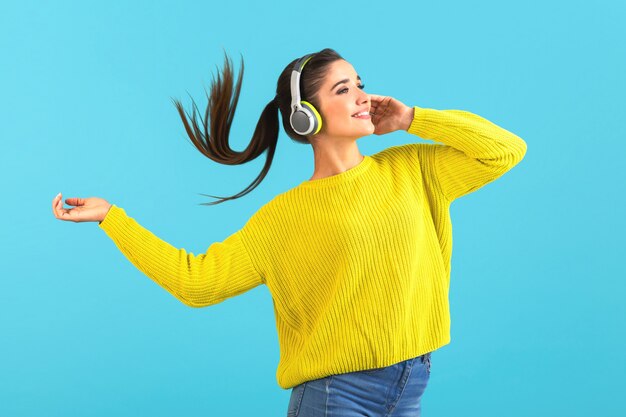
left=368, top=94, right=414, bottom=135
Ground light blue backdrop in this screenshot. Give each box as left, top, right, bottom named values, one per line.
left=2, top=0, right=624, bottom=416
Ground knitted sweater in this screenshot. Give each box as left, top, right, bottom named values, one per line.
left=98, top=105, right=527, bottom=389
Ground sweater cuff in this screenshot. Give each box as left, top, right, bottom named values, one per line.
left=407, top=105, right=430, bottom=134
left=98, top=204, right=125, bottom=232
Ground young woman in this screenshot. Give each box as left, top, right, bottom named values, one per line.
left=51, top=48, right=527, bottom=416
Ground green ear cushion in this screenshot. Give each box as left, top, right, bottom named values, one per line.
left=301, top=100, right=323, bottom=135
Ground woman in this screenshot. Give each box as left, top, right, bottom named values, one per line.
left=52, top=48, right=527, bottom=416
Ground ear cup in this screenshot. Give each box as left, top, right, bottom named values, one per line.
left=290, top=100, right=322, bottom=136
left=289, top=108, right=312, bottom=135
left=300, top=100, right=322, bottom=135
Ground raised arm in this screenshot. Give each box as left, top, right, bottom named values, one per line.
left=406, top=106, right=527, bottom=202
left=98, top=205, right=264, bottom=308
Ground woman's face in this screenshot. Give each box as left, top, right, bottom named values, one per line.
left=313, top=59, right=374, bottom=140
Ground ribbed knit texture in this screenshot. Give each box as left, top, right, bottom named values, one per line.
left=98, top=105, right=527, bottom=390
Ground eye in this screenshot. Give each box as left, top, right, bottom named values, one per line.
left=338, top=84, right=366, bottom=94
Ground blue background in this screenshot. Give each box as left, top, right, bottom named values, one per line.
left=2, top=0, right=624, bottom=415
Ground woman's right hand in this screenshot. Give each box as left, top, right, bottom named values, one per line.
left=52, top=192, right=113, bottom=223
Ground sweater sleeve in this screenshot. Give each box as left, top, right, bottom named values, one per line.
left=406, top=106, right=527, bottom=202
left=98, top=205, right=264, bottom=308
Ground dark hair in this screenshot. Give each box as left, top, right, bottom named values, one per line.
left=171, top=47, right=344, bottom=206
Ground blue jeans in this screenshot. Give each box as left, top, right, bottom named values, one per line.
left=287, top=352, right=432, bottom=417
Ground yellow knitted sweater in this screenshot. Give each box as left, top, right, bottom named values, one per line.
left=98, top=105, right=527, bottom=389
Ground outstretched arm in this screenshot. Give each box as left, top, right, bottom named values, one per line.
left=98, top=205, right=264, bottom=308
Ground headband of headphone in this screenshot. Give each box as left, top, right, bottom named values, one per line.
left=289, top=54, right=323, bottom=136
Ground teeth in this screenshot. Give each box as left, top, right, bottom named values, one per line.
left=352, top=111, right=369, bottom=117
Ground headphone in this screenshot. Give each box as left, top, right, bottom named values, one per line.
left=289, top=53, right=323, bottom=136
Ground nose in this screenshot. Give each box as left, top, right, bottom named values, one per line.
left=358, top=89, right=369, bottom=104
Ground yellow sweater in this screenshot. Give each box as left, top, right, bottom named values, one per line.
left=98, top=105, right=527, bottom=389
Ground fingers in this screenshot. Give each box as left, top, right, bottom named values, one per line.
left=368, top=94, right=389, bottom=106
left=65, top=197, right=84, bottom=207
left=52, top=193, right=62, bottom=209
left=368, top=93, right=386, bottom=101
left=368, top=94, right=391, bottom=116
left=52, top=192, right=78, bottom=221
left=53, top=192, right=67, bottom=220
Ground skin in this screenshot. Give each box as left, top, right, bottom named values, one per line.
left=52, top=193, right=111, bottom=223
left=51, top=59, right=416, bottom=224
left=306, top=59, right=415, bottom=181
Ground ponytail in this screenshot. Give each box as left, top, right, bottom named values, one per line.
left=171, top=51, right=280, bottom=206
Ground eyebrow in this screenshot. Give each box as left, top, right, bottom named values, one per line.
left=330, top=75, right=362, bottom=91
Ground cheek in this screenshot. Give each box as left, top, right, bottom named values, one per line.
left=318, top=103, right=355, bottom=131
left=324, top=114, right=351, bottom=131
